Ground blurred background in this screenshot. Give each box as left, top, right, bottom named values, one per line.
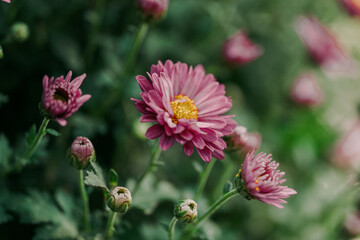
left=1, top=0, right=360, bottom=239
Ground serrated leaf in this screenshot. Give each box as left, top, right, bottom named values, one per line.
left=109, top=169, right=118, bottom=188
left=84, top=162, right=109, bottom=191
left=46, top=129, right=61, bottom=137
left=54, top=189, right=74, bottom=217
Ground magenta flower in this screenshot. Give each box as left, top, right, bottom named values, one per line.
left=138, top=0, right=169, bottom=20
left=1, top=0, right=10, bottom=3
left=68, top=136, right=95, bottom=169
left=41, top=71, right=91, bottom=126
left=339, top=0, right=360, bottom=16
left=229, top=126, right=262, bottom=154
left=295, top=16, right=353, bottom=73
left=131, top=60, right=236, bottom=162
left=237, top=150, right=297, bottom=208
left=332, top=121, right=360, bottom=169
left=223, top=30, right=263, bottom=65
left=291, top=73, right=324, bottom=107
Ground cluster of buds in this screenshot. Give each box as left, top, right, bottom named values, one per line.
left=295, top=16, right=353, bottom=75
left=107, top=187, right=132, bottom=213
left=174, top=199, right=198, bottom=223
left=338, top=0, right=360, bottom=16
left=291, top=74, right=324, bottom=107
left=235, top=151, right=297, bottom=208
left=67, top=136, right=95, bottom=169
left=223, top=30, right=263, bottom=65
left=138, top=0, right=169, bottom=21
left=228, top=126, right=262, bottom=154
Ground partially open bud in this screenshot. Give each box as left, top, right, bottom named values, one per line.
left=291, top=74, right=324, bottom=107
left=11, top=22, right=30, bottom=42
left=107, top=186, right=132, bottom=213
left=174, top=199, right=198, bottom=223
left=67, top=136, right=95, bottom=169
left=138, top=0, right=169, bottom=21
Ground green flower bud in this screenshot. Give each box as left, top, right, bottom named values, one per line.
left=174, top=199, right=198, bottom=223
left=67, top=136, right=95, bottom=169
left=107, top=186, right=132, bottom=213
left=11, top=22, right=29, bottom=42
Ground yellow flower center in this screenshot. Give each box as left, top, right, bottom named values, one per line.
left=351, top=0, right=360, bottom=10
left=170, top=95, right=198, bottom=123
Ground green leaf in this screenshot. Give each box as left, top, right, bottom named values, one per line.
left=0, top=189, right=13, bottom=224
left=223, top=181, right=233, bottom=195
left=0, top=134, right=12, bottom=170
left=109, top=168, right=118, bottom=188
left=46, top=129, right=61, bottom=137
left=84, top=162, right=109, bottom=191
left=26, top=124, right=37, bottom=144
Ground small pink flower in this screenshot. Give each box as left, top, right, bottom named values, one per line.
left=131, top=60, right=237, bottom=162
left=344, top=211, right=360, bottom=236
left=295, top=16, right=353, bottom=74
left=223, top=31, right=263, bottom=65
left=138, top=0, right=169, bottom=20
left=230, top=126, right=262, bottom=153
left=1, top=0, right=10, bottom=3
left=41, top=71, right=91, bottom=126
left=339, top=0, right=360, bottom=16
left=68, top=136, right=95, bottom=169
left=332, top=121, right=360, bottom=169
left=291, top=74, right=324, bottom=107
left=237, top=150, right=297, bottom=208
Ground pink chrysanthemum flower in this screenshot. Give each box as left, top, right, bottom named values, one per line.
left=339, top=0, right=360, bottom=16
left=229, top=126, right=262, bottom=154
left=291, top=73, right=324, bottom=107
left=236, top=150, right=297, bottom=208
left=1, top=0, right=10, bottom=3
left=41, top=71, right=91, bottom=126
left=131, top=60, right=237, bottom=162
left=295, top=16, right=353, bottom=74
left=223, top=30, right=263, bottom=65
left=138, top=0, right=169, bottom=20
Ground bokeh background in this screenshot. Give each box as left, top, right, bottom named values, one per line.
left=1, top=0, right=360, bottom=239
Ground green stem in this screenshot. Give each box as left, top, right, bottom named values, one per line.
left=194, top=159, right=216, bottom=202
left=212, top=160, right=235, bottom=200
left=132, top=144, right=162, bottom=197
left=168, top=217, right=178, bottom=240
left=181, top=189, right=238, bottom=240
left=106, top=211, right=118, bottom=240
left=79, top=170, right=91, bottom=232
left=21, top=117, right=50, bottom=163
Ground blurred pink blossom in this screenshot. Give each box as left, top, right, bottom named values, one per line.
left=344, top=211, right=360, bottom=236
left=332, top=121, right=360, bottom=169
left=296, top=16, right=353, bottom=74
left=230, top=126, right=262, bottom=153
left=223, top=31, right=263, bottom=65
left=138, top=0, right=169, bottom=20
left=132, top=60, right=236, bottom=162
left=41, top=71, right=91, bottom=126
left=1, top=0, right=10, bottom=3
left=239, top=150, right=297, bottom=208
left=339, top=0, right=360, bottom=16
left=291, top=74, right=324, bottom=107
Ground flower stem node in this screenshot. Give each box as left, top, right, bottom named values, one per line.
left=67, top=136, right=95, bottom=169
left=174, top=199, right=198, bottom=223
left=11, top=22, right=29, bottom=42
left=107, top=187, right=132, bottom=214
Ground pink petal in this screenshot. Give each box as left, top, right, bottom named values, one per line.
left=160, top=133, right=175, bottom=151
left=71, top=73, right=86, bottom=90
left=145, top=124, right=164, bottom=139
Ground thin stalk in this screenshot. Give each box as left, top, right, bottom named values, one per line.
left=106, top=211, right=118, bottom=240
left=168, top=217, right=178, bottom=240
left=181, top=189, right=238, bottom=240
left=79, top=170, right=91, bottom=232
left=194, top=159, right=216, bottom=202
left=132, top=144, right=162, bottom=197
left=21, top=117, right=50, bottom=163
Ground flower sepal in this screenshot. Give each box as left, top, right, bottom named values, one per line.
left=234, top=170, right=255, bottom=201
left=174, top=199, right=198, bottom=223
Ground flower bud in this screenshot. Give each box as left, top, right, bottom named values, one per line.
left=138, top=0, right=169, bottom=21
left=67, top=136, right=95, bottom=169
left=107, top=186, right=132, bottom=213
left=11, top=22, right=30, bottom=42
left=0, top=45, right=3, bottom=60
left=291, top=74, right=324, bottom=107
left=228, top=126, right=262, bottom=154
left=339, top=0, right=360, bottom=16
left=174, top=199, right=198, bottom=223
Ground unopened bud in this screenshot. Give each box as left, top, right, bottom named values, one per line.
left=11, top=22, right=29, bottom=42
left=107, top=186, right=132, bottom=213
left=174, top=199, right=198, bottom=223
left=138, top=0, right=169, bottom=21
left=67, top=136, right=95, bottom=169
